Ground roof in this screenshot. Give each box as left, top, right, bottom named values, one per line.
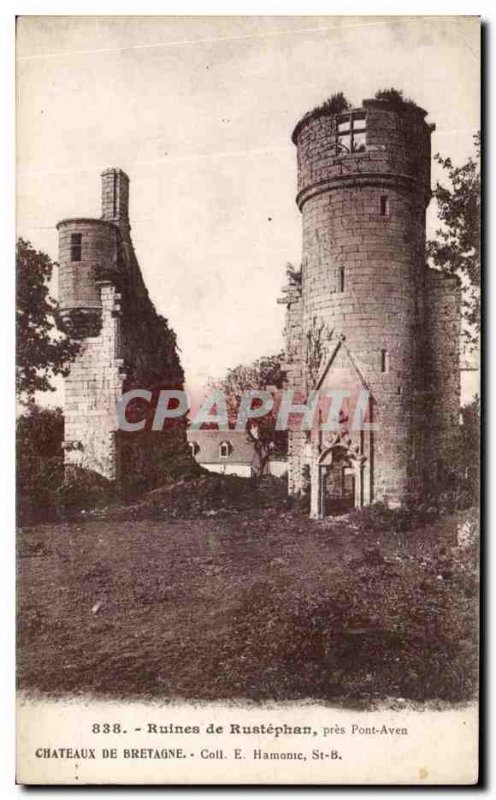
left=56, top=217, right=117, bottom=230
left=186, top=429, right=259, bottom=466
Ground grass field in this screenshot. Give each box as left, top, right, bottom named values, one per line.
left=17, top=504, right=478, bottom=707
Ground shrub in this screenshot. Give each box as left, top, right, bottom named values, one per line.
left=347, top=502, right=436, bottom=535
left=117, top=427, right=201, bottom=499
left=17, top=405, right=64, bottom=524
left=293, top=92, right=353, bottom=142
left=17, top=407, right=119, bottom=522
left=55, top=466, right=118, bottom=517
left=374, top=87, right=418, bottom=109
left=312, top=91, right=352, bottom=116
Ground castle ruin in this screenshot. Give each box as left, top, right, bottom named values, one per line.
left=56, top=96, right=462, bottom=514
left=57, top=168, right=188, bottom=489
left=279, top=94, right=461, bottom=517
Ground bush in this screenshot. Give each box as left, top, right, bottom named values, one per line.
left=421, top=399, right=480, bottom=514
left=17, top=405, right=64, bottom=524
left=374, top=87, right=418, bottom=109
left=55, top=466, right=118, bottom=517
left=16, top=405, right=203, bottom=522
left=293, top=92, right=352, bottom=142
left=17, top=405, right=121, bottom=522
left=117, top=426, right=200, bottom=498
left=104, top=472, right=296, bottom=521
left=312, top=91, right=351, bottom=116
left=347, top=502, right=437, bottom=535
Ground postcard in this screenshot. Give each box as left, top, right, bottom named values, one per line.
left=16, top=15, right=480, bottom=785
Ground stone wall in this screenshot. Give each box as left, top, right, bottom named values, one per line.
left=282, top=95, right=461, bottom=511
left=57, top=169, right=189, bottom=486
left=277, top=276, right=307, bottom=494
left=62, top=281, right=122, bottom=479
left=424, top=269, right=462, bottom=470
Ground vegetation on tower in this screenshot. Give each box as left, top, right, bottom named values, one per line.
left=374, top=87, right=419, bottom=109
left=292, top=92, right=352, bottom=142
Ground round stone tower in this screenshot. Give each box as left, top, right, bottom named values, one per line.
left=291, top=96, right=435, bottom=507
left=57, top=218, right=119, bottom=336
left=56, top=168, right=129, bottom=338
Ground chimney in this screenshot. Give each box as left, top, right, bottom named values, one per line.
left=101, top=167, right=130, bottom=224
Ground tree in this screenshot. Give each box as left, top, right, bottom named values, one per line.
left=427, top=134, right=481, bottom=348
left=209, top=353, right=287, bottom=477
left=16, top=238, right=80, bottom=403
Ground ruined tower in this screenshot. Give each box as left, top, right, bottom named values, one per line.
left=280, top=94, right=461, bottom=516
left=57, top=168, right=187, bottom=486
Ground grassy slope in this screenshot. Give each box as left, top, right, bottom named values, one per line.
left=17, top=507, right=478, bottom=707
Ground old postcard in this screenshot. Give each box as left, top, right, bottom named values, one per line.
left=16, top=15, right=480, bottom=785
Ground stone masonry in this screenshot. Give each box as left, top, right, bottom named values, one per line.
left=57, top=168, right=188, bottom=486
left=279, top=95, right=461, bottom=517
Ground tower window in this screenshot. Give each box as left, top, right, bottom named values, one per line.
left=381, top=349, right=389, bottom=373
left=189, top=441, right=200, bottom=457
left=338, top=266, right=345, bottom=293
left=336, top=112, right=367, bottom=154
left=380, top=196, right=390, bottom=217
left=70, top=233, right=82, bottom=262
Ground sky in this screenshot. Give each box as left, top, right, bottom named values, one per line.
left=16, top=15, right=480, bottom=402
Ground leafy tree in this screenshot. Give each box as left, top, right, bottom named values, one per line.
left=209, top=353, right=287, bottom=477
left=16, top=238, right=79, bottom=403
left=427, top=134, right=481, bottom=348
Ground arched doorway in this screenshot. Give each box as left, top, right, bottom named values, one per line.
left=312, top=441, right=365, bottom=518
left=322, top=446, right=356, bottom=515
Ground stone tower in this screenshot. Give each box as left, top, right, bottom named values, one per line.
left=57, top=168, right=187, bottom=486
left=279, top=94, right=461, bottom=517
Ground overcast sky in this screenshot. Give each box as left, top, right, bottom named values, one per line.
left=16, top=15, right=480, bottom=400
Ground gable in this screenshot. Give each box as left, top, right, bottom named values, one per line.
left=312, top=336, right=374, bottom=434
left=315, top=336, right=369, bottom=394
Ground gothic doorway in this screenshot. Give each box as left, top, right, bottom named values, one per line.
left=312, top=442, right=364, bottom=518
